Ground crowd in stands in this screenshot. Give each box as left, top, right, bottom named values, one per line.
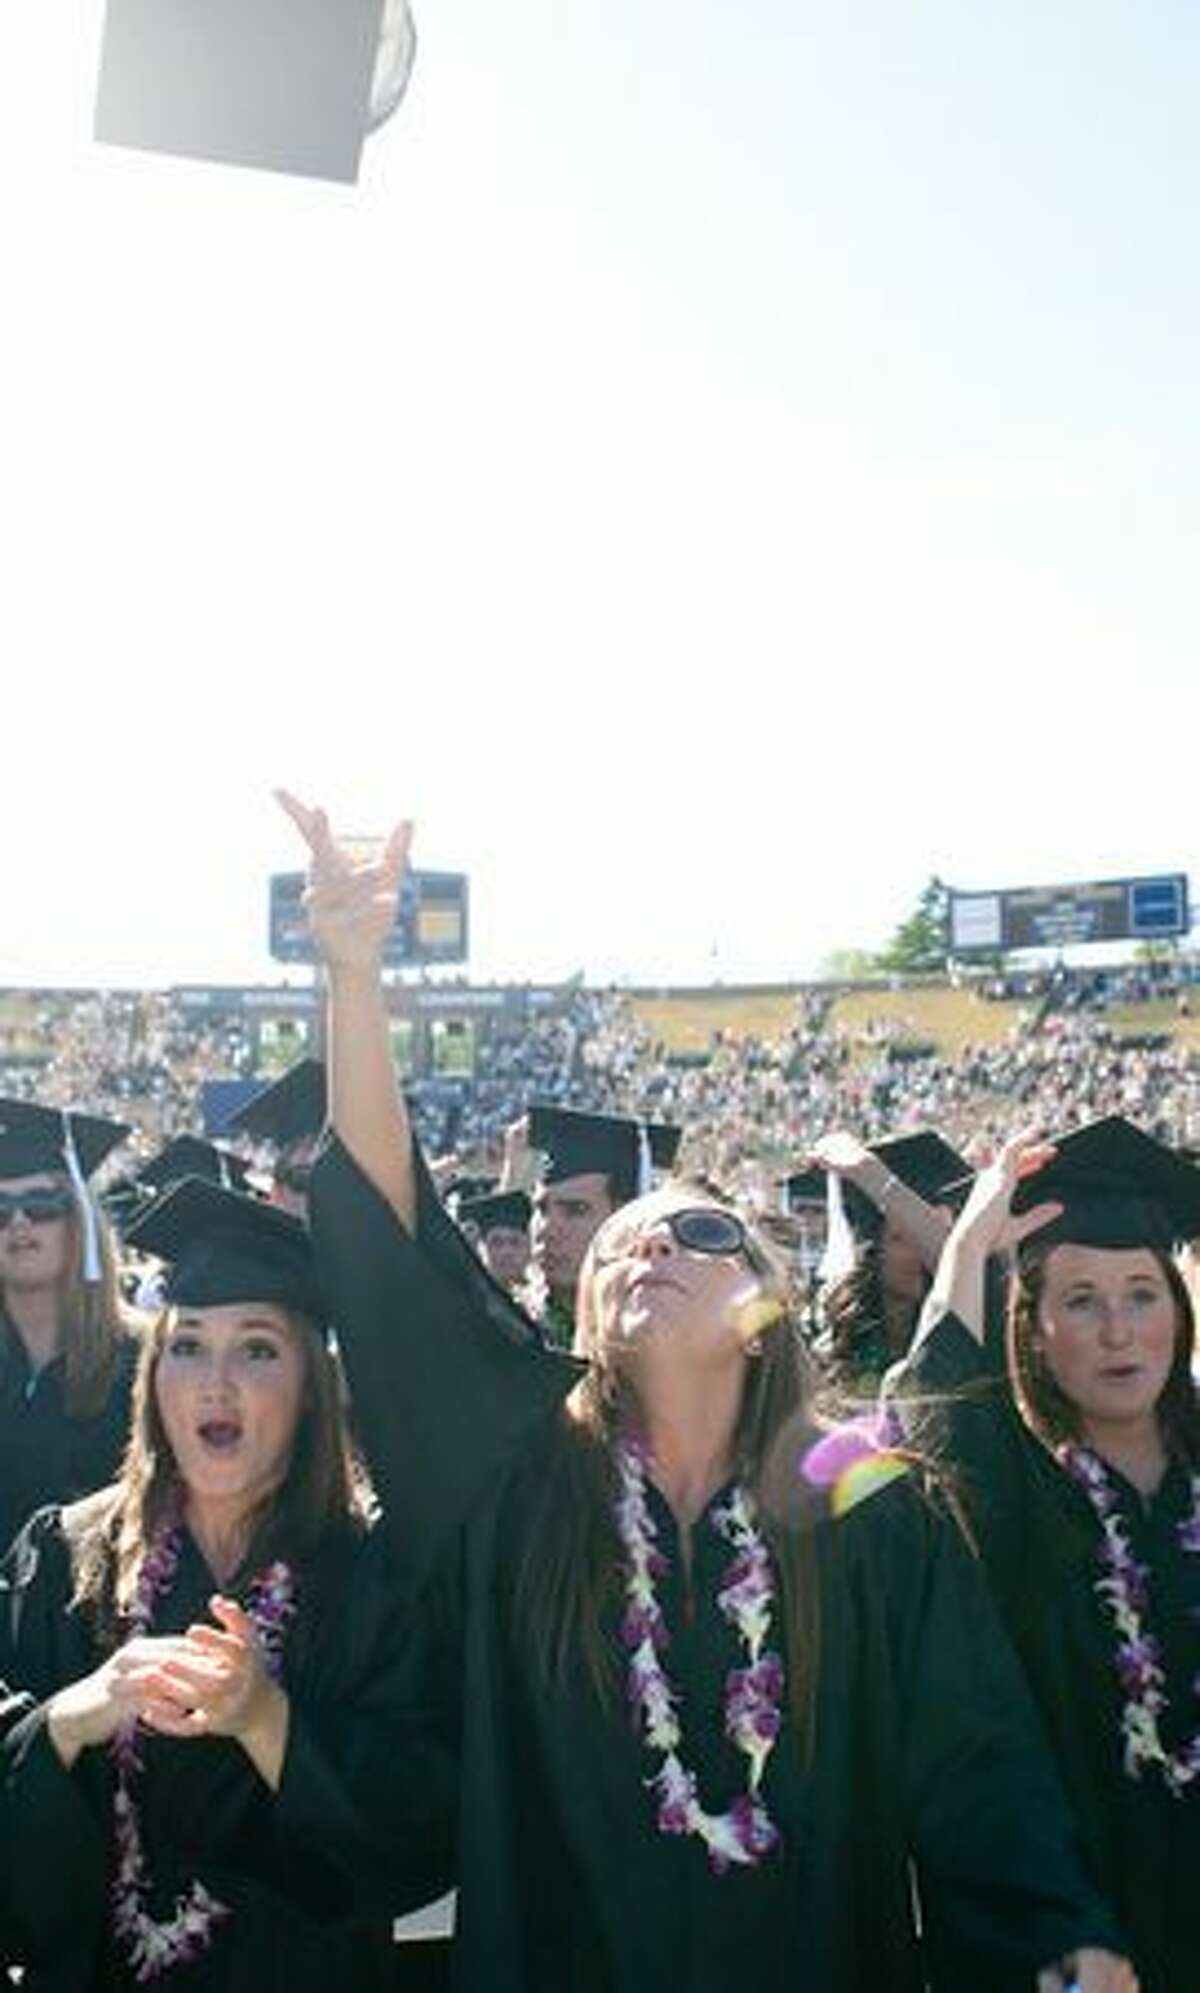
left=2, top=965, right=1197, bottom=1209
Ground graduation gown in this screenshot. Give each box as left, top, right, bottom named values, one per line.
left=0, top=1328, right=138, bottom=1557
left=0, top=1506, right=456, bottom=1990
left=891, top=1308, right=1200, bottom=1993
left=311, top=1138, right=1123, bottom=1993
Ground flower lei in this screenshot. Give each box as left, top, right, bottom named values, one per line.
left=1058, top=1442, right=1200, bottom=1797
left=614, top=1437, right=783, bottom=1872
left=111, top=1529, right=298, bottom=1981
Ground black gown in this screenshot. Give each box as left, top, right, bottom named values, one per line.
left=891, top=1308, right=1200, bottom=1993
left=0, top=1327, right=139, bottom=1556
left=0, top=1504, right=456, bottom=1990
left=310, top=1137, right=1125, bottom=1993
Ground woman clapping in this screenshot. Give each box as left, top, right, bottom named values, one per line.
left=0, top=1178, right=452, bottom=1988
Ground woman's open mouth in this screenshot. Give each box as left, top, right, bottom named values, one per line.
left=197, top=1419, right=243, bottom=1452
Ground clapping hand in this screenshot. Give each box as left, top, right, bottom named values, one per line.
left=137, top=1596, right=281, bottom=1745
left=46, top=1635, right=203, bottom=1769
left=135, top=1596, right=290, bottom=1788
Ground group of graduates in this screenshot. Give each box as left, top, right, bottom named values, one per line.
left=0, top=797, right=1196, bottom=1991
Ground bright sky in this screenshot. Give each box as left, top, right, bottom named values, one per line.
left=2, top=1, right=1197, bottom=990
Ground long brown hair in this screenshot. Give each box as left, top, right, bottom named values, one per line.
left=72, top=1302, right=372, bottom=1629
left=0, top=1183, right=135, bottom=1420
left=509, top=1180, right=823, bottom=1749
left=1008, top=1241, right=1200, bottom=1466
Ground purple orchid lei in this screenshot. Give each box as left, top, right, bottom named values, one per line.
left=614, top=1437, right=783, bottom=1873
left=111, top=1529, right=298, bottom=1981
left=1057, top=1442, right=1200, bottom=1797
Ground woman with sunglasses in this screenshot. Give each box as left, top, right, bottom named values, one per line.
left=0, top=1175, right=453, bottom=1989
left=0, top=1101, right=143, bottom=1556
left=279, top=791, right=1134, bottom=1993
left=889, top=1122, right=1200, bottom=1993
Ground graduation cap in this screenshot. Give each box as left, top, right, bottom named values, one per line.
left=456, top=1190, right=531, bottom=1238
left=94, top=0, right=416, bottom=185
left=527, top=1105, right=683, bottom=1207
left=1009, top=1116, right=1200, bottom=1254
left=137, top=1136, right=254, bottom=1197
left=101, top=1179, right=154, bottom=1236
left=442, top=1174, right=498, bottom=1210
left=124, top=1177, right=326, bottom=1322
left=0, top=1100, right=132, bottom=1284
left=227, top=1061, right=327, bottom=1152
left=0, top=1101, right=131, bottom=1183
left=782, top=1167, right=827, bottom=1211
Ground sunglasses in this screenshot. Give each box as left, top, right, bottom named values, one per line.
left=0, top=1186, right=75, bottom=1229
left=593, top=1206, right=749, bottom=1265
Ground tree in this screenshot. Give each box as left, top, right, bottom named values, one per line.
left=814, top=947, right=879, bottom=982
left=876, top=876, right=950, bottom=974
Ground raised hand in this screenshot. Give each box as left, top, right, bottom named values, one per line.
left=951, top=1128, right=1062, bottom=1261
left=809, top=1130, right=873, bottom=1177
left=922, top=1128, right=1063, bottom=1347
left=274, top=789, right=412, bottom=972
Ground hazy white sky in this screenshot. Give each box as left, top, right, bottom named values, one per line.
left=2, top=1, right=1196, bottom=990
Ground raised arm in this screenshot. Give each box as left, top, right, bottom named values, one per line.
left=917, top=1130, right=1061, bottom=1350
left=276, top=792, right=582, bottom=1587
left=275, top=790, right=416, bottom=1230
left=810, top=1130, right=952, bottom=1274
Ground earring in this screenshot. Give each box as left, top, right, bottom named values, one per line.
left=745, top=1337, right=763, bottom=1359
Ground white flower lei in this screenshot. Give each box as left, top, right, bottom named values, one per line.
left=614, top=1438, right=783, bottom=1873
left=1058, top=1442, right=1200, bottom=1798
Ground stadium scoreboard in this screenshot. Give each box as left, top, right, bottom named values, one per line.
left=949, top=874, right=1190, bottom=954
left=269, top=869, right=469, bottom=967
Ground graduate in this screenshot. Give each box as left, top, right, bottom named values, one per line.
left=454, top=1189, right=532, bottom=1295
left=890, top=1118, right=1200, bottom=1993
left=280, top=792, right=1135, bottom=1993
left=802, top=1128, right=966, bottom=1397
left=0, top=1177, right=453, bottom=1989
left=0, top=1100, right=141, bottom=1555
left=227, top=1059, right=328, bottom=1221
left=522, top=1104, right=683, bottom=1349
left=135, top=1137, right=257, bottom=1200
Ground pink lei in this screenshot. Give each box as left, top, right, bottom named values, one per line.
left=110, top=1530, right=297, bottom=1981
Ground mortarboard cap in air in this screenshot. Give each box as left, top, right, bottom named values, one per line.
left=527, top=1105, right=683, bottom=1206
left=94, top=0, right=416, bottom=186
left=124, top=1177, right=327, bottom=1322
left=456, top=1190, right=531, bottom=1238
left=137, top=1136, right=254, bottom=1197
left=1009, top=1116, right=1200, bottom=1254
left=227, top=1060, right=327, bottom=1151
